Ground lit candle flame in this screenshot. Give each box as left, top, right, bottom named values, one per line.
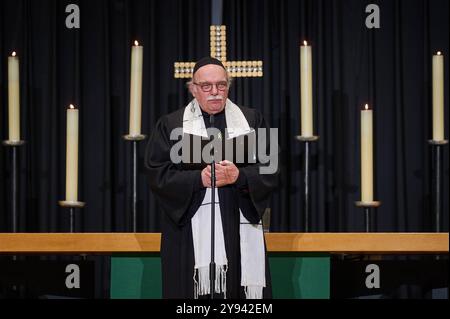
left=69, top=104, right=75, bottom=109
left=12, top=51, right=16, bottom=57
left=134, top=40, right=139, bottom=46
left=303, top=41, right=308, bottom=46
left=365, top=104, right=369, bottom=110
left=437, top=51, right=442, bottom=56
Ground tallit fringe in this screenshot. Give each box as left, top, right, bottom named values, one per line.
left=244, top=286, right=263, bottom=299
left=194, top=265, right=227, bottom=299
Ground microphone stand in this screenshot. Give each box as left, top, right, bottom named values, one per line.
left=209, top=114, right=216, bottom=299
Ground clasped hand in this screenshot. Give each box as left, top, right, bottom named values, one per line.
left=201, top=160, right=239, bottom=188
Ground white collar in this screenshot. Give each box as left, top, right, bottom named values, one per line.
left=183, top=99, right=253, bottom=139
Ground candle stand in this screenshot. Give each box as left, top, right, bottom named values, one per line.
left=123, top=134, right=147, bottom=232
left=355, top=201, right=381, bottom=232
left=2, top=140, right=25, bottom=233
left=428, top=140, right=448, bottom=232
left=58, top=201, right=85, bottom=233
left=295, top=135, right=319, bottom=232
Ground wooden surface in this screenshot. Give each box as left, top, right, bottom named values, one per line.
left=0, top=233, right=447, bottom=254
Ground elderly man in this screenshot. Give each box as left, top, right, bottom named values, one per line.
left=145, top=57, right=278, bottom=299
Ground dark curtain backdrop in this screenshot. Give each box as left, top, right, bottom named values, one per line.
left=0, top=0, right=448, bottom=298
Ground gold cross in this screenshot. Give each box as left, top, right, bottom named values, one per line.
left=174, top=25, right=263, bottom=78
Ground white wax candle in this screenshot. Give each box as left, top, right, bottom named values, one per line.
left=361, top=104, right=374, bottom=202
left=129, top=41, right=143, bottom=136
left=300, top=41, right=313, bottom=137
left=432, top=52, right=444, bottom=141
left=66, top=105, right=79, bottom=202
left=8, top=52, right=20, bottom=141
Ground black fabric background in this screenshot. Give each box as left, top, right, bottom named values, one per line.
left=0, top=0, right=448, bottom=298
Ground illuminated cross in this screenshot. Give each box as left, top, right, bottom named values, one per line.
left=174, top=25, right=263, bottom=79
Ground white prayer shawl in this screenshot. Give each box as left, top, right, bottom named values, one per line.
left=185, top=99, right=266, bottom=299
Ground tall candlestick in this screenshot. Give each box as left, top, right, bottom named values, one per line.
left=361, top=104, right=374, bottom=202
left=8, top=52, right=20, bottom=142
left=300, top=41, right=313, bottom=137
left=432, top=52, right=444, bottom=141
left=66, top=104, right=79, bottom=202
left=129, top=41, right=143, bottom=136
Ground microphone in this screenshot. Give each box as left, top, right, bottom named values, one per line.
left=209, top=112, right=216, bottom=299
left=209, top=113, right=216, bottom=189
left=209, top=113, right=215, bottom=187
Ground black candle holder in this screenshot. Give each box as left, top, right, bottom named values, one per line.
left=355, top=201, right=381, bottom=232
left=428, top=139, right=448, bottom=233
left=58, top=200, right=85, bottom=233
left=3, top=140, right=26, bottom=296
left=123, top=134, right=147, bottom=232
left=295, top=135, right=319, bottom=232
left=2, top=140, right=26, bottom=233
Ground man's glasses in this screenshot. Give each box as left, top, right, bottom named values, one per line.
left=193, top=81, right=229, bottom=92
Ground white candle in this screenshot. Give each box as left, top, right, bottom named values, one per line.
left=300, top=41, right=313, bottom=137
left=8, top=52, right=20, bottom=141
left=432, top=52, right=444, bottom=141
left=129, top=41, right=143, bottom=136
left=66, top=104, right=79, bottom=202
left=361, top=104, right=373, bottom=203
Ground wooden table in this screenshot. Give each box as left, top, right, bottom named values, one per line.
left=0, top=233, right=447, bottom=254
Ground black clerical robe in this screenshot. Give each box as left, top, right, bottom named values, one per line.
left=145, top=105, right=278, bottom=298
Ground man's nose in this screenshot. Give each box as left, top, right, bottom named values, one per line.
left=211, top=84, right=219, bottom=95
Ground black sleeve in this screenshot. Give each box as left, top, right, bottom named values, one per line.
left=145, top=116, right=204, bottom=226
left=237, top=110, right=279, bottom=223
left=234, top=169, right=248, bottom=190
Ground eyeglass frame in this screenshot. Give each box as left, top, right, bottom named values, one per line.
left=192, top=81, right=229, bottom=92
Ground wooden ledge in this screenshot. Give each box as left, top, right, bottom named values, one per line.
left=0, top=233, right=447, bottom=254
left=265, top=233, right=448, bottom=254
